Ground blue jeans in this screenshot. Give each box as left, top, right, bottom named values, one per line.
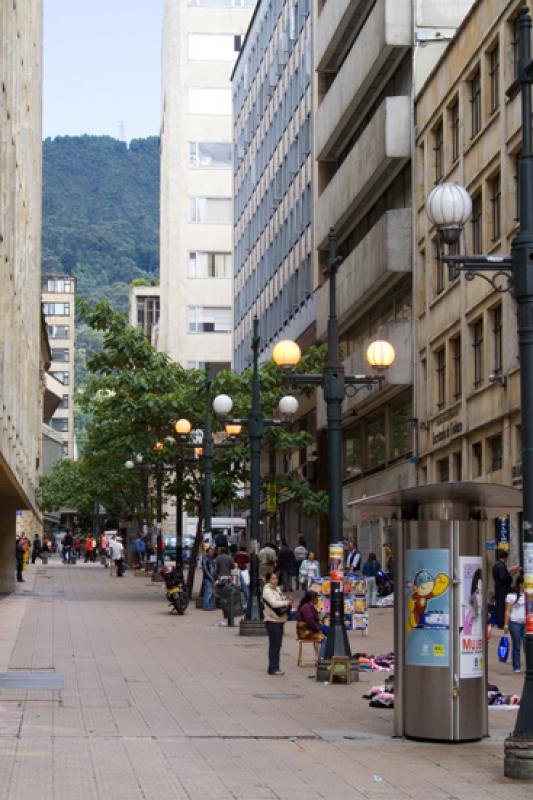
left=265, top=621, right=284, bottom=673
left=509, top=620, right=525, bottom=670
left=203, top=579, right=215, bottom=610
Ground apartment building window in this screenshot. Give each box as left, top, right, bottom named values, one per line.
left=365, top=412, right=386, bottom=471
left=452, top=336, right=462, bottom=400
left=188, top=88, right=232, bottom=115
left=472, top=318, right=484, bottom=388
left=51, top=348, right=69, bottom=363
left=43, top=302, right=70, bottom=316
left=450, top=100, right=460, bottom=163
left=492, top=303, right=503, bottom=373
left=61, top=442, right=69, bottom=457
left=489, top=43, right=500, bottom=113
left=434, top=120, right=444, bottom=182
left=189, top=196, right=232, bottom=224
left=188, top=142, right=232, bottom=168
left=188, top=306, right=232, bottom=333
left=188, top=251, right=231, bottom=278
left=453, top=451, right=462, bottom=481
left=136, top=297, right=160, bottom=339
left=512, top=16, right=520, bottom=80
left=344, top=426, right=363, bottom=479
left=472, top=441, right=483, bottom=477
left=489, top=434, right=503, bottom=472
left=436, top=347, right=446, bottom=410
left=61, top=394, right=69, bottom=409
left=50, top=418, right=69, bottom=433
left=186, top=361, right=231, bottom=373
left=51, top=371, right=69, bottom=385
left=471, top=193, right=483, bottom=252
left=470, top=68, right=481, bottom=137
left=188, top=33, right=238, bottom=61
left=437, top=457, right=450, bottom=482
left=47, top=325, right=70, bottom=339
left=490, top=174, right=501, bottom=241
left=434, top=238, right=445, bottom=295
left=42, top=278, right=73, bottom=293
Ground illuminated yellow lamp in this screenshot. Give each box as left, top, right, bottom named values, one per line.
left=366, top=340, right=396, bottom=371
left=153, top=441, right=165, bottom=452
left=225, top=423, right=242, bottom=437
left=175, top=418, right=192, bottom=436
left=272, top=339, right=301, bottom=369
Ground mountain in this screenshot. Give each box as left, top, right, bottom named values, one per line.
left=42, top=134, right=160, bottom=312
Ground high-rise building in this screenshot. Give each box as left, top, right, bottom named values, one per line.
left=232, top=0, right=314, bottom=372
left=159, top=0, right=255, bottom=372
left=415, top=0, right=522, bottom=555
left=42, top=275, right=76, bottom=458
left=1, top=1, right=44, bottom=589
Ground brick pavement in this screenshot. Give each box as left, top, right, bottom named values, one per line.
left=0, top=559, right=530, bottom=799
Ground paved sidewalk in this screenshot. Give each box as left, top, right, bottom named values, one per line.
left=0, top=560, right=529, bottom=799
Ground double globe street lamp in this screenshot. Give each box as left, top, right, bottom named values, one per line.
left=213, top=317, right=300, bottom=635
left=424, top=7, right=533, bottom=777
left=272, top=228, right=395, bottom=670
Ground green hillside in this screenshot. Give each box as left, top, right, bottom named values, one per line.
left=42, top=135, right=160, bottom=449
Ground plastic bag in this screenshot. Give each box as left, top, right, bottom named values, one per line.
left=498, top=635, right=509, bottom=663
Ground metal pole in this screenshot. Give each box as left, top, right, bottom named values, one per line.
left=141, top=465, right=149, bottom=537
left=322, top=229, right=351, bottom=661
left=176, top=461, right=183, bottom=571
left=505, top=7, right=533, bottom=779
left=203, top=366, right=213, bottom=544
left=241, top=316, right=266, bottom=635
left=155, top=462, right=163, bottom=573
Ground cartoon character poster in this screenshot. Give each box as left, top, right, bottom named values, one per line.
left=459, top=557, right=484, bottom=678
left=405, top=549, right=450, bottom=667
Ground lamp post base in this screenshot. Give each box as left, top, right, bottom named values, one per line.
left=315, top=658, right=359, bottom=683
left=239, top=618, right=267, bottom=636
left=504, top=737, right=533, bottom=780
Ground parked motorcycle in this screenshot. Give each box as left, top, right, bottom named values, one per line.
left=161, top=566, right=189, bottom=615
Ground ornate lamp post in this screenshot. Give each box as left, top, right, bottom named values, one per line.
left=272, top=228, right=395, bottom=668
left=213, top=317, right=299, bottom=636
left=425, top=9, right=533, bottom=778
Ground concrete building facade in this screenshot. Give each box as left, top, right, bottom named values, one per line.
left=313, top=0, right=474, bottom=554
left=232, top=0, right=314, bottom=372
left=159, top=0, right=255, bottom=372
left=129, top=284, right=161, bottom=346
left=416, top=0, right=523, bottom=554
left=0, top=1, right=44, bottom=589
left=42, top=274, right=76, bottom=458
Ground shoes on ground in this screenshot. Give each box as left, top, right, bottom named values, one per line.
left=268, top=670, right=285, bottom=676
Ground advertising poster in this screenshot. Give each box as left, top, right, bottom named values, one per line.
left=459, top=556, right=484, bottom=678
left=405, top=549, right=450, bottom=667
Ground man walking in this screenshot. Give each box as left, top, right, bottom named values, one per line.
left=492, top=549, right=517, bottom=628
left=346, top=541, right=361, bottom=572
left=276, top=542, right=296, bottom=592
left=62, top=531, right=74, bottom=564
left=202, top=547, right=217, bottom=610
left=31, top=534, right=42, bottom=564
left=110, top=537, right=125, bottom=577
left=134, top=534, right=146, bottom=567
left=259, top=542, right=276, bottom=581
left=15, top=536, right=24, bottom=582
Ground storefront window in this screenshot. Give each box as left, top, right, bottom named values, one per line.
left=390, top=393, right=412, bottom=460
left=344, top=424, right=363, bottom=478
left=365, top=413, right=386, bottom=470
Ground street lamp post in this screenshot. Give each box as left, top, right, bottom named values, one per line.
left=272, top=229, right=395, bottom=667
left=425, top=8, right=533, bottom=778
left=213, top=318, right=299, bottom=636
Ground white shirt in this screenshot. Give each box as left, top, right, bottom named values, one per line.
left=347, top=549, right=361, bottom=571
left=110, top=540, right=124, bottom=560
left=506, top=592, right=525, bottom=624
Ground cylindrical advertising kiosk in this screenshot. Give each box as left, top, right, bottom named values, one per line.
left=353, top=483, right=522, bottom=742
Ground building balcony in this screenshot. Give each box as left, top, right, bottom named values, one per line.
left=316, top=0, right=374, bottom=73
left=316, top=0, right=411, bottom=160
left=316, top=209, right=411, bottom=341
left=315, top=96, right=410, bottom=248
left=43, top=372, right=64, bottom=423
left=316, top=320, right=413, bottom=428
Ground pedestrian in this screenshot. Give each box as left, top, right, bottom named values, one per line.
left=215, top=546, right=234, bottom=579
left=346, top=541, right=362, bottom=571
left=275, top=541, right=296, bottom=592
left=492, top=549, right=517, bottom=628
left=133, top=533, right=146, bottom=567
left=31, top=534, right=42, bottom=564
left=259, top=542, right=277, bottom=581
left=294, top=536, right=308, bottom=566
left=262, top=572, right=292, bottom=675
left=363, top=552, right=381, bottom=607
left=62, top=531, right=74, bottom=564
left=73, top=535, right=82, bottom=561
left=383, top=543, right=393, bottom=577
left=296, top=590, right=323, bottom=642
left=84, top=536, right=94, bottom=563
left=298, top=550, right=321, bottom=590
left=110, top=537, right=125, bottom=576
left=202, top=547, right=217, bottom=610
left=234, top=544, right=249, bottom=570
left=214, top=530, right=229, bottom=552
left=15, top=536, right=24, bottom=582
left=504, top=574, right=525, bottom=672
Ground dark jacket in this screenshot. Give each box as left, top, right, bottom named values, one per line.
left=202, top=555, right=216, bottom=582
left=492, top=559, right=511, bottom=596
left=363, top=559, right=381, bottom=577
left=215, top=552, right=234, bottom=578
left=276, top=546, right=296, bottom=572
left=297, top=601, right=321, bottom=633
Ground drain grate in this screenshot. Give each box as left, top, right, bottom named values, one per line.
left=0, top=672, right=63, bottom=690
left=253, top=692, right=304, bottom=700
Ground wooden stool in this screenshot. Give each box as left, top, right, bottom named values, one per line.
left=297, top=639, right=320, bottom=667
left=328, top=655, right=352, bottom=684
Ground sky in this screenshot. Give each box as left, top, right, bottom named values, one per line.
left=43, top=0, right=164, bottom=142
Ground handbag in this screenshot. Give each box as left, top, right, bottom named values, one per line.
left=498, top=635, right=509, bottom=663
left=264, top=598, right=289, bottom=617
